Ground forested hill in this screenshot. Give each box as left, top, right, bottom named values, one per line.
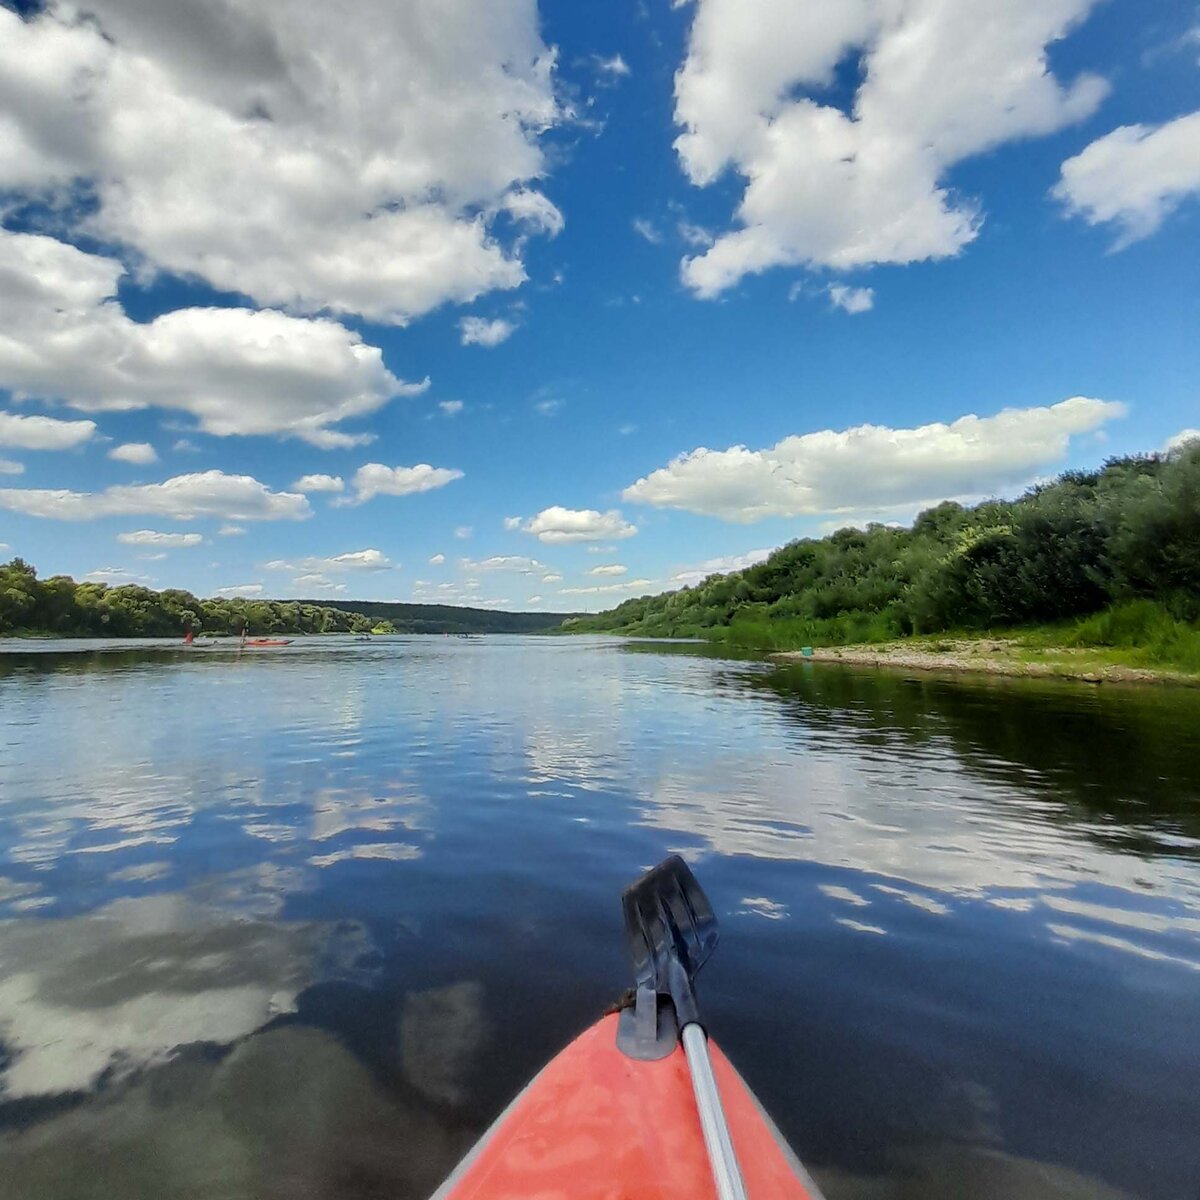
left=0, top=562, right=578, bottom=637
left=564, top=444, right=1200, bottom=648
left=295, top=599, right=581, bottom=634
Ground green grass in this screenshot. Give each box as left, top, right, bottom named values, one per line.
left=702, top=601, right=1200, bottom=677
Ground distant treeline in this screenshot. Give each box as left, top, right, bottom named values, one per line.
left=0, top=564, right=382, bottom=637
left=565, top=443, right=1200, bottom=652
left=300, top=598, right=581, bottom=635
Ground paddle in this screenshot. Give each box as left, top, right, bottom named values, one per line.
left=623, top=855, right=748, bottom=1200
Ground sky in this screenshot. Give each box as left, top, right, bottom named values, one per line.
left=0, top=0, right=1197, bottom=613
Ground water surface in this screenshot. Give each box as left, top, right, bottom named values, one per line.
left=0, top=636, right=1197, bottom=1199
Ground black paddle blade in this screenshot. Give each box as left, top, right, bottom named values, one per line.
left=623, top=854, right=719, bottom=998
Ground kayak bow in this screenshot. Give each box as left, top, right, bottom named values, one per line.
left=434, top=857, right=823, bottom=1200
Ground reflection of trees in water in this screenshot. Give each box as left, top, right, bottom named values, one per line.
left=739, top=662, right=1200, bottom=858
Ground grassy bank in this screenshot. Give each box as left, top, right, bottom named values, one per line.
left=738, top=601, right=1200, bottom=682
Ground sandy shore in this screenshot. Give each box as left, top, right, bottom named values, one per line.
left=774, top=638, right=1199, bottom=686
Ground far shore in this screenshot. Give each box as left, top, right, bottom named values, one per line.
left=774, top=637, right=1200, bottom=687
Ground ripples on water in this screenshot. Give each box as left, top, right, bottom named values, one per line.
left=0, top=636, right=1197, bottom=1199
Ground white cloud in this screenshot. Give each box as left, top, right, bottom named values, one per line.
left=460, top=555, right=548, bottom=574
left=677, top=220, right=714, bottom=248
left=1053, top=112, right=1200, bottom=246
left=623, top=397, right=1126, bottom=522
left=0, top=1, right=562, bottom=324
left=673, top=0, right=1107, bottom=296
left=595, top=54, right=631, bottom=78
left=0, top=231, right=425, bottom=447
left=439, top=400, right=465, bottom=417
left=670, top=548, right=773, bottom=587
left=454, top=526, right=474, bottom=540
left=503, top=516, right=523, bottom=530
left=534, top=397, right=564, bottom=416
left=525, top=594, right=543, bottom=605
left=559, top=578, right=655, bottom=596
left=459, top=317, right=517, bottom=347
left=292, top=574, right=348, bottom=594
left=522, top=506, right=638, bottom=544
left=0, top=459, right=23, bottom=476
left=618, top=424, right=637, bottom=437
left=213, top=584, right=263, bottom=599
left=84, top=566, right=150, bottom=584
left=292, top=474, right=345, bottom=493
left=0, top=410, right=97, bottom=451
left=0, top=470, right=310, bottom=522
left=343, top=463, right=464, bottom=506
left=173, top=438, right=198, bottom=453
left=828, top=285, right=875, bottom=314
left=542, top=573, right=562, bottom=583
left=108, top=442, right=158, bottom=465
left=429, top=553, right=446, bottom=565
left=116, top=530, right=203, bottom=548
left=218, top=524, right=245, bottom=537
left=1166, top=428, right=1200, bottom=453
left=632, top=218, right=663, bottom=244
left=264, top=549, right=392, bottom=573
left=588, top=564, right=628, bottom=576
left=586, top=544, right=617, bottom=554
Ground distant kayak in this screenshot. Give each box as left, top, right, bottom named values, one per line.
left=434, top=856, right=823, bottom=1200
left=241, top=638, right=292, bottom=647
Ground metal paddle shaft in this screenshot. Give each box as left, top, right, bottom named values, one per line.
left=623, top=856, right=749, bottom=1200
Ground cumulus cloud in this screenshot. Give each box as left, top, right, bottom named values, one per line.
left=460, top=555, right=548, bottom=574
left=503, top=516, right=523, bottom=530
left=673, top=0, right=1107, bottom=296
left=541, top=573, right=562, bottom=583
left=623, top=397, right=1125, bottom=522
left=0, top=459, right=23, bottom=475
left=213, top=584, right=264, bottom=599
left=0, top=231, right=425, bottom=447
left=218, top=524, right=246, bottom=536
left=292, top=474, right=345, bottom=493
left=828, top=285, right=875, bottom=314
left=0, top=1, right=562, bottom=324
left=264, top=549, right=392, bottom=573
left=670, top=548, right=774, bottom=587
left=521, top=506, right=638, bottom=544
left=0, top=410, right=97, bottom=451
left=0, top=470, right=310, bottom=522
left=1053, top=112, right=1200, bottom=246
left=116, top=530, right=203, bottom=548
left=429, top=553, right=446, bottom=565
left=342, top=463, right=464, bottom=506
left=559, top=578, right=655, bottom=596
left=588, top=564, right=628, bottom=576
left=108, top=442, right=158, bottom=465
left=459, top=317, right=516, bottom=347
left=1166, top=428, right=1200, bottom=453
left=526, top=594, right=543, bottom=605
left=454, top=526, right=474, bottom=540
left=439, top=401, right=465, bottom=417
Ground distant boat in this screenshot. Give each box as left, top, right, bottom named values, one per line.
left=354, top=635, right=372, bottom=642
left=241, top=637, right=292, bottom=648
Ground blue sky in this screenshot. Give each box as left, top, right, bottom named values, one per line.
left=0, top=0, right=1197, bottom=611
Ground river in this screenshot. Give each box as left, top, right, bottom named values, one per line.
left=0, top=635, right=1197, bottom=1199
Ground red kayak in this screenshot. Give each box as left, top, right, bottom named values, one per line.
left=434, top=857, right=823, bottom=1200
left=241, top=637, right=292, bottom=647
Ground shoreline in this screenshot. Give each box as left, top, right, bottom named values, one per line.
left=773, top=638, right=1200, bottom=687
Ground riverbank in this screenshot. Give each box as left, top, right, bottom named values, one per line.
left=775, top=636, right=1200, bottom=686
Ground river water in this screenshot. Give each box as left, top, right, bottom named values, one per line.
left=0, top=635, right=1197, bottom=1200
